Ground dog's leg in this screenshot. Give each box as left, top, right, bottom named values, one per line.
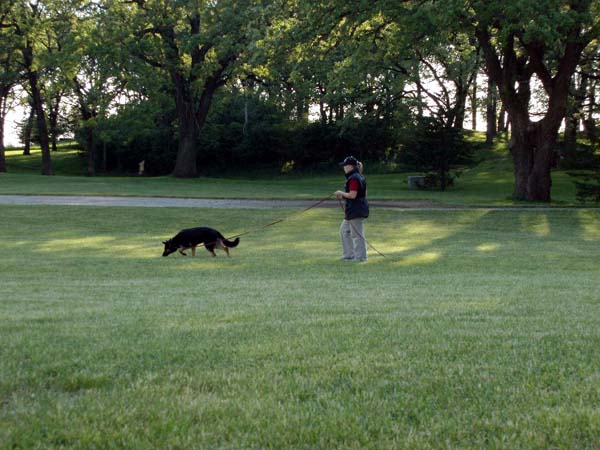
left=205, top=243, right=217, bottom=257
left=191, top=246, right=196, bottom=257
left=216, top=239, right=230, bottom=257
left=178, top=246, right=187, bottom=256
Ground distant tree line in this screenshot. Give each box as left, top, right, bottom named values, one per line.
left=1, top=0, right=599, bottom=201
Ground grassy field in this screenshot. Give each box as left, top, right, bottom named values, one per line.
left=0, top=143, right=582, bottom=206
left=2, top=204, right=600, bottom=448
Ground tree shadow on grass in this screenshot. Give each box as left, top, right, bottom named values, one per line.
left=363, top=208, right=600, bottom=272
left=6, top=206, right=600, bottom=277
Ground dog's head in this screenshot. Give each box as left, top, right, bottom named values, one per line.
left=162, top=239, right=178, bottom=257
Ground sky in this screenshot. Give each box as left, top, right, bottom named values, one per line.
left=4, top=106, right=24, bottom=147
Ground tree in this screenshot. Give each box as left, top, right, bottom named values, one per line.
left=413, top=32, right=481, bottom=129
left=2, top=0, right=60, bottom=175
left=485, top=76, right=498, bottom=144
left=110, top=0, right=275, bottom=178
left=54, top=2, right=125, bottom=176
left=399, top=117, right=474, bottom=190
left=580, top=42, right=600, bottom=143
left=0, top=2, right=21, bottom=172
left=448, top=0, right=600, bottom=201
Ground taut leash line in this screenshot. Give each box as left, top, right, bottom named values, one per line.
left=225, top=193, right=336, bottom=241
left=179, top=193, right=387, bottom=259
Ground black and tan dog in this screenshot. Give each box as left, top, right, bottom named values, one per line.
left=162, top=227, right=240, bottom=257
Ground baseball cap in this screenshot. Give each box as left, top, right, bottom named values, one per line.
left=339, top=156, right=358, bottom=166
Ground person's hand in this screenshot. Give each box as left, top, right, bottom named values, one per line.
left=335, top=190, right=344, bottom=199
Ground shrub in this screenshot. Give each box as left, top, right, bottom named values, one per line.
left=397, top=117, right=474, bottom=190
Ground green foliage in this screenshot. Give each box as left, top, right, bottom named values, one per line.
left=197, top=90, right=290, bottom=170
left=397, top=117, right=474, bottom=190
left=91, top=98, right=177, bottom=175
left=557, top=141, right=598, bottom=170
left=569, top=155, right=600, bottom=202
left=195, top=89, right=399, bottom=171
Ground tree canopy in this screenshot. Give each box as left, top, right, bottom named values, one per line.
left=1, top=0, right=599, bottom=200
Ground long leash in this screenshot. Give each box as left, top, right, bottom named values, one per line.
left=224, top=193, right=335, bottom=241
left=184, top=192, right=387, bottom=259
left=336, top=198, right=387, bottom=258
left=167, top=197, right=335, bottom=253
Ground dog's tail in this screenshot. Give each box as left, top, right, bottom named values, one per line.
left=221, top=237, right=240, bottom=248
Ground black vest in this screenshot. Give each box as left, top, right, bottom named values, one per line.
left=344, top=170, right=369, bottom=220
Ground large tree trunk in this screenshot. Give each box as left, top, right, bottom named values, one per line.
left=527, top=131, right=555, bottom=201
left=510, top=114, right=566, bottom=201
left=22, top=43, right=52, bottom=175
left=30, top=73, right=52, bottom=175
left=476, top=23, right=587, bottom=202
left=485, top=77, right=497, bottom=144
left=497, top=105, right=507, bottom=132
left=171, top=70, right=200, bottom=178
left=452, top=86, right=468, bottom=129
left=509, top=116, right=533, bottom=200
left=171, top=64, right=224, bottom=178
left=172, top=114, right=199, bottom=178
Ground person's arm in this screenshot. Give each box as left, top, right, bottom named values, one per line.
left=335, top=179, right=359, bottom=199
left=335, top=190, right=357, bottom=200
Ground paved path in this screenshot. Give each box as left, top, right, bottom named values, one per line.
left=0, top=194, right=436, bottom=209
left=0, top=194, right=594, bottom=210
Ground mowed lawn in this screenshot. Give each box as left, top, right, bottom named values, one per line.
left=0, top=146, right=581, bottom=205
left=1, top=204, right=600, bottom=448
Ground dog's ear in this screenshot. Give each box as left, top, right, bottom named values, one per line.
left=162, top=241, right=167, bottom=244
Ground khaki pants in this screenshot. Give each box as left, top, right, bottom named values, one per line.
left=340, top=219, right=367, bottom=261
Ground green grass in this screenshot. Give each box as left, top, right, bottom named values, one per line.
left=0, top=144, right=582, bottom=206
left=4, top=144, right=86, bottom=176
left=2, top=205, right=600, bottom=448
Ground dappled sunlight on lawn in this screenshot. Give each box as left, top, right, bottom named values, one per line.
left=519, top=213, right=551, bottom=237
left=476, top=243, right=501, bottom=252
left=471, top=171, right=512, bottom=184
left=36, top=236, right=156, bottom=259
left=400, top=220, right=453, bottom=238
left=577, top=210, right=600, bottom=241
left=381, top=210, right=488, bottom=260
left=38, top=236, right=116, bottom=252
left=392, top=250, right=442, bottom=267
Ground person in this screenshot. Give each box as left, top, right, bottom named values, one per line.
left=334, top=156, right=369, bottom=262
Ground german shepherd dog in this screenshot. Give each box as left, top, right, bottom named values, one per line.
left=162, top=227, right=240, bottom=257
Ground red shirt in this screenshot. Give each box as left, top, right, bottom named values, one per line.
left=347, top=179, right=360, bottom=192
